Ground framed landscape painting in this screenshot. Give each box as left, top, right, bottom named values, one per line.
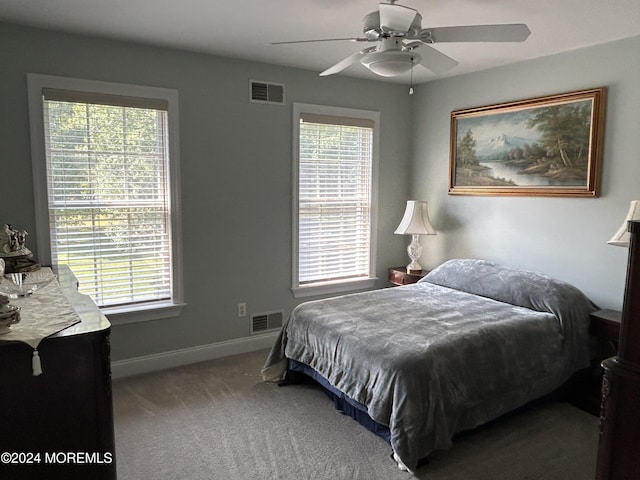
left=449, top=88, right=606, bottom=196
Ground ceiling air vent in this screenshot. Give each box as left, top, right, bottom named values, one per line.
left=250, top=80, right=285, bottom=105
left=251, top=310, right=284, bottom=334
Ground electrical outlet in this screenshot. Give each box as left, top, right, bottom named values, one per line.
left=238, top=303, right=247, bottom=318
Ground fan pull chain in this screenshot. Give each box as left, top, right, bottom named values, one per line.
left=409, top=57, right=415, bottom=95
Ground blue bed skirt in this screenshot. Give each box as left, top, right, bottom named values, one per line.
left=285, top=359, right=391, bottom=444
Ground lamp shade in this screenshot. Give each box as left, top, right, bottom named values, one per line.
left=394, top=201, right=436, bottom=235
left=608, top=200, right=640, bottom=247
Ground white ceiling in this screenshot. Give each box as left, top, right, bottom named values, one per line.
left=2, top=0, right=640, bottom=84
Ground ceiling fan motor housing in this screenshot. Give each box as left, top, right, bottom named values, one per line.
left=362, top=10, right=423, bottom=39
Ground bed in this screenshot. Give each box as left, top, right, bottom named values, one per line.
left=262, top=259, right=597, bottom=472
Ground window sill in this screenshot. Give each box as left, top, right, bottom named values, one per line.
left=292, top=277, right=377, bottom=299
left=103, top=301, right=186, bottom=326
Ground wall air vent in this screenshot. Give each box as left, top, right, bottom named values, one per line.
left=250, top=80, right=285, bottom=105
left=251, top=310, right=284, bottom=334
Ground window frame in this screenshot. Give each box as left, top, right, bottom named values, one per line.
left=292, top=103, right=379, bottom=298
left=27, top=74, right=185, bottom=324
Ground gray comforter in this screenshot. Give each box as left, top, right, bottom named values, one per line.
left=262, top=259, right=597, bottom=470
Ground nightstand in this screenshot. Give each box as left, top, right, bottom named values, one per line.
left=569, top=309, right=622, bottom=416
left=388, top=266, right=428, bottom=286
left=589, top=309, right=621, bottom=347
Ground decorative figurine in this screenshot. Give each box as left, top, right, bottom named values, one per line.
left=0, top=224, right=41, bottom=273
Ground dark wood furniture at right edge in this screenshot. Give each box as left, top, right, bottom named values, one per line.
left=596, top=220, right=640, bottom=480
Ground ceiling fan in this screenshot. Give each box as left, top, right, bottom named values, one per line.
left=271, top=0, right=531, bottom=78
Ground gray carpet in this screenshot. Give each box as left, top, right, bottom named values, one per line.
left=113, top=349, right=599, bottom=480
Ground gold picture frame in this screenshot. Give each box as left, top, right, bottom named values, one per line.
left=449, top=87, right=606, bottom=196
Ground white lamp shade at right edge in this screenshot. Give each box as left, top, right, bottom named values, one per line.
left=608, top=200, right=640, bottom=247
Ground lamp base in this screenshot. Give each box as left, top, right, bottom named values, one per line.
left=405, top=234, right=423, bottom=273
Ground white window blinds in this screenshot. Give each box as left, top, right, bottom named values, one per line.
left=297, top=112, right=374, bottom=285
left=42, top=89, right=173, bottom=308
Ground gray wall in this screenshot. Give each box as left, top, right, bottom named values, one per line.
left=2, top=22, right=638, bottom=362
left=0, top=23, right=412, bottom=361
left=410, top=35, right=640, bottom=310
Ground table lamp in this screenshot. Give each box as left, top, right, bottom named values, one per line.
left=394, top=200, right=436, bottom=273
left=608, top=200, right=640, bottom=247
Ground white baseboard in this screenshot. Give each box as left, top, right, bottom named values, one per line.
left=111, top=331, right=279, bottom=379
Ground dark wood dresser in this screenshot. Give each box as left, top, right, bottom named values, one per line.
left=596, top=220, right=640, bottom=480
left=0, top=267, right=116, bottom=480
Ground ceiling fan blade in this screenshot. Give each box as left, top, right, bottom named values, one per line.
left=319, top=47, right=376, bottom=76
left=270, top=37, right=369, bottom=45
left=420, top=24, right=531, bottom=43
left=379, top=3, right=417, bottom=33
left=417, top=44, right=459, bottom=74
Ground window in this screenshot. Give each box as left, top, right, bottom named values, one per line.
left=292, top=103, right=379, bottom=297
left=28, top=74, right=184, bottom=323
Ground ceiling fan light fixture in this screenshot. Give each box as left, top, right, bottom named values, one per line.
left=360, top=50, right=421, bottom=77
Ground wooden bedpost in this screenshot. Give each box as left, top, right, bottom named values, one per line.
left=596, top=220, right=640, bottom=479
